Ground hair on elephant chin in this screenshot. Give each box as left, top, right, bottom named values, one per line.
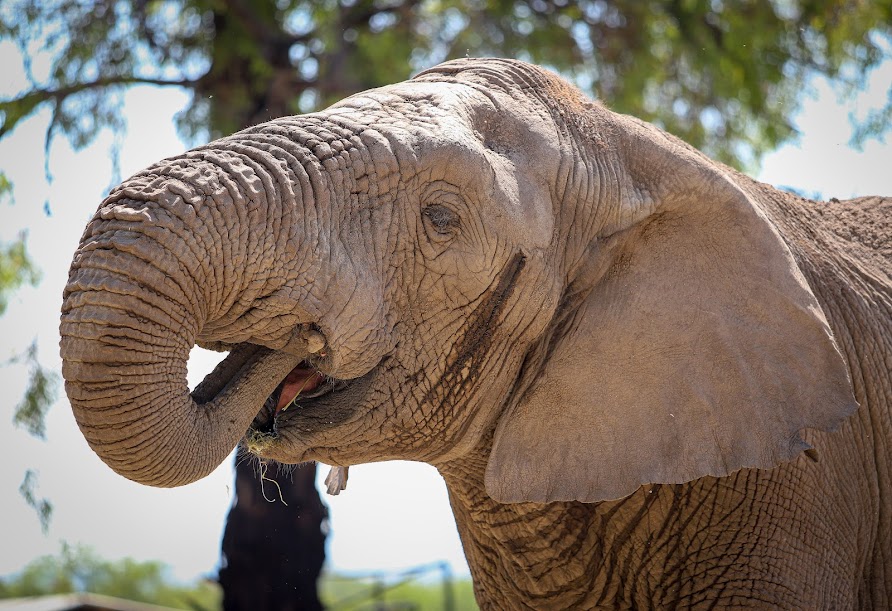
left=232, top=448, right=289, bottom=505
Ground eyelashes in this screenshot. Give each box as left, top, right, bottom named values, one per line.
left=422, top=203, right=461, bottom=240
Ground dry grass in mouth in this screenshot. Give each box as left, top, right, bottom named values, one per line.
left=234, top=445, right=290, bottom=505
left=244, top=373, right=350, bottom=500
left=244, top=427, right=276, bottom=455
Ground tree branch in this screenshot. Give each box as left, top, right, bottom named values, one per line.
left=6, top=75, right=199, bottom=104
left=1, top=76, right=199, bottom=139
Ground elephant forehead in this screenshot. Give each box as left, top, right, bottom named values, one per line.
left=487, top=151, right=555, bottom=250
left=330, top=80, right=475, bottom=117
left=326, top=83, right=555, bottom=249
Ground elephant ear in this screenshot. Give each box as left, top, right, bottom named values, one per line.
left=485, top=116, right=858, bottom=504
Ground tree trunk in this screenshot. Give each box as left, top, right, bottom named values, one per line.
left=219, top=459, right=328, bottom=611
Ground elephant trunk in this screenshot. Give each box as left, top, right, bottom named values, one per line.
left=61, top=307, right=299, bottom=487
left=60, top=158, right=305, bottom=487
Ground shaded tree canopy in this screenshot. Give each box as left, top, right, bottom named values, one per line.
left=1, top=0, right=890, bottom=168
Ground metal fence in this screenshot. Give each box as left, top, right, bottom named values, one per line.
left=325, top=561, right=456, bottom=611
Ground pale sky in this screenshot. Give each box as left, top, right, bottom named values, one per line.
left=0, top=46, right=889, bottom=585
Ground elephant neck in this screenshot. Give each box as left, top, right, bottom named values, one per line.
left=438, top=449, right=609, bottom=609
left=441, top=445, right=868, bottom=609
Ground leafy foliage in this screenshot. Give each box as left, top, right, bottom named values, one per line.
left=0, top=174, right=39, bottom=316
left=1, top=1, right=890, bottom=168
left=0, top=234, right=39, bottom=316
left=1, top=174, right=58, bottom=443
left=0, top=544, right=221, bottom=610
left=0, top=546, right=475, bottom=611
left=17, top=470, right=52, bottom=535
left=0, top=174, right=60, bottom=529
left=321, top=571, right=479, bottom=610
left=11, top=341, right=59, bottom=440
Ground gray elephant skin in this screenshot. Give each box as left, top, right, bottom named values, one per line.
left=60, top=59, right=892, bottom=609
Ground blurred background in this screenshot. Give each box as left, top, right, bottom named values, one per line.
left=1, top=1, right=890, bottom=609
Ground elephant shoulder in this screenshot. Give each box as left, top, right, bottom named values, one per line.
left=822, top=196, right=892, bottom=264
left=735, top=178, right=892, bottom=312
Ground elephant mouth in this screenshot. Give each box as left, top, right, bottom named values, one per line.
left=248, top=353, right=369, bottom=442
left=192, top=342, right=375, bottom=459
left=266, top=361, right=351, bottom=418
left=190, top=343, right=348, bottom=424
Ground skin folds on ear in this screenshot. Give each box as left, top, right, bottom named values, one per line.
left=485, top=128, right=858, bottom=504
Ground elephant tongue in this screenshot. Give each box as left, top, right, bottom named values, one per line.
left=275, top=364, right=324, bottom=414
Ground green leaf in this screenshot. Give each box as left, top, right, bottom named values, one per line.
left=0, top=234, right=40, bottom=316
left=19, top=470, right=53, bottom=535
left=0, top=544, right=222, bottom=608
left=3, top=1, right=892, bottom=167
left=12, top=341, right=59, bottom=440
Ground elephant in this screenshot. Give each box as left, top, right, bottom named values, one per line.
left=60, top=58, right=892, bottom=608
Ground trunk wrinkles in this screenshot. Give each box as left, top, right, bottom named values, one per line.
left=60, top=114, right=394, bottom=487
left=60, top=127, right=328, bottom=486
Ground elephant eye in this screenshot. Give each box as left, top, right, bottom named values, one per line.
left=422, top=204, right=460, bottom=239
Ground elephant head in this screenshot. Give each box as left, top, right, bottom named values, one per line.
left=60, top=59, right=856, bottom=502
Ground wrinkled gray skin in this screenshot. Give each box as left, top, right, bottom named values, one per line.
left=61, top=59, right=892, bottom=608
